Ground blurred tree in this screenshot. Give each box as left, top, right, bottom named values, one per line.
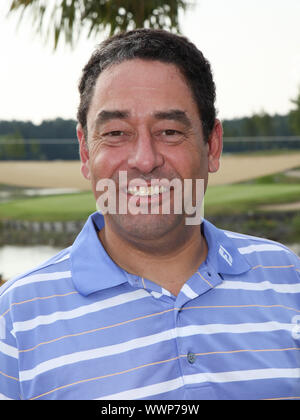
left=289, top=88, right=300, bottom=135
left=9, top=0, right=189, bottom=49
left=29, top=139, right=42, bottom=160
left=0, top=119, right=76, bottom=139
left=242, top=116, right=259, bottom=136
left=255, top=111, right=274, bottom=136
left=0, top=132, right=26, bottom=160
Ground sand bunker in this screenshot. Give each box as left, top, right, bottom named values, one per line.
left=0, top=153, right=300, bottom=190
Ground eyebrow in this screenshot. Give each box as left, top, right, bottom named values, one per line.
left=153, top=109, right=192, bottom=129
left=95, top=110, right=130, bottom=126
left=95, top=109, right=192, bottom=129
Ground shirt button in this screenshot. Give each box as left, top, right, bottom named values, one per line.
left=187, top=352, right=196, bottom=364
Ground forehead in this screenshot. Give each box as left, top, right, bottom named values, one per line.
left=98, top=58, right=187, bottom=85
left=88, top=59, right=197, bottom=117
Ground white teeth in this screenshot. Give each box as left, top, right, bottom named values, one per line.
left=159, top=186, right=168, bottom=194
left=127, top=185, right=168, bottom=196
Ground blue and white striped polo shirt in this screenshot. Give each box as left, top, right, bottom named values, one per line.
left=0, top=211, right=300, bottom=400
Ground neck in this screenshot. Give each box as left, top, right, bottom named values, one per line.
left=98, top=219, right=208, bottom=296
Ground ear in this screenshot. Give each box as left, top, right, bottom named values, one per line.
left=207, top=119, right=223, bottom=173
left=77, top=123, right=91, bottom=180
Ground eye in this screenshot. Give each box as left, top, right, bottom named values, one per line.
left=162, top=129, right=181, bottom=136
left=157, top=129, right=185, bottom=144
left=99, top=129, right=131, bottom=146
left=104, top=130, right=125, bottom=137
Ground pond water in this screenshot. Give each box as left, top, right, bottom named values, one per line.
left=0, top=245, right=61, bottom=280
left=0, top=243, right=299, bottom=282
left=0, top=186, right=80, bottom=203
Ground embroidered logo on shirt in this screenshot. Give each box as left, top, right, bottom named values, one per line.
left=219, top=245, right=233, bottom=266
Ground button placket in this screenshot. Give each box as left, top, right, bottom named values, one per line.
left=187, top=352, right=196, bottom=364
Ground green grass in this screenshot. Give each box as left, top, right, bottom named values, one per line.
left=205, top=183, right=300, bottom=215
left=0, top=192, right=96, bottom=221
left=1, top=181, right=300, bottom=221
left=239, top=167, right=300, bottom=185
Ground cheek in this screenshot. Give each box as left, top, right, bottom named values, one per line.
left=167, top=147, right=207, bottom=180
left=189, top=143, right=209, bottom=179
left=89, top=146, right=128, bottom=182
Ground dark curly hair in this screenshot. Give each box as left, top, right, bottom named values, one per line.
left=77, top=28, right=216, bottom=142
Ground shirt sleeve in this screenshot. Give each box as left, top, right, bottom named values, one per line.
left=0, top=313, right=21, bottom=400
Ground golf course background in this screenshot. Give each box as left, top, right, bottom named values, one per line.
left=0, top=150, right=300, bottom=246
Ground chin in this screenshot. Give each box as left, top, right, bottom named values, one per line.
left=109, top=213, right=184, bottom=241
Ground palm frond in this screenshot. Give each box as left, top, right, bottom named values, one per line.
left=8, top=0, right=190, bottom=49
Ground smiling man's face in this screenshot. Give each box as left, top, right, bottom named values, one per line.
left=77, top=58, right=222, bottom=242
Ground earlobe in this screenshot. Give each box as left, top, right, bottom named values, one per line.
left=208, top=119, right=223, bottom=174
left=77, top=124, right=91, bottom=180
left=208, top=158, right=218, bottom=173
left=81, top=156, right=91, bottom=180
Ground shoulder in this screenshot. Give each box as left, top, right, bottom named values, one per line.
left=222, top=228, right=300, bottom=271
left=0, top=247, right=73, bottom=310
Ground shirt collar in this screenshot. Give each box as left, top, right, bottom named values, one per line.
left=202, top=218, right=251, bottom=275
left=71, top=212, right=129, bottom=296
left=71, top=212, right=251, bottom=296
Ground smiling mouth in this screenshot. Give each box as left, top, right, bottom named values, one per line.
left=126, top=185, right=169, bottom=197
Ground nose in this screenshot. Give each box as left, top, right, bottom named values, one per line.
left=127, top=128, right=164, bottom=174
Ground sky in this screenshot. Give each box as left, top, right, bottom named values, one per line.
left=1, top=0, right=300, bottom=124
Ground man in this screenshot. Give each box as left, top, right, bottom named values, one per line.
left=0, top=29, right=299, bottom=401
